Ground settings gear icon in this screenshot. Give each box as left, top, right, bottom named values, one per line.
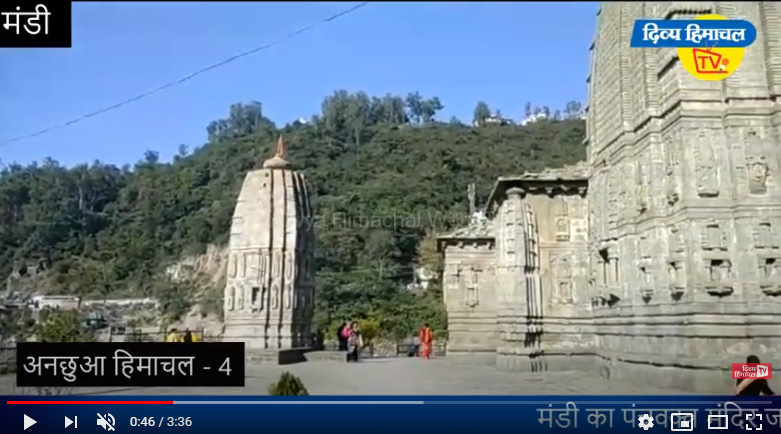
left=638, top=413, right=655, bottom=430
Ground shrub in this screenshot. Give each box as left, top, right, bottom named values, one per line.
left=267, top=372, right=309, bottom=396
left=358, top=318, right=380, bottom=344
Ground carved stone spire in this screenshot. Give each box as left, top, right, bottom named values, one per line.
left=263, top=135, right=292, bottom=169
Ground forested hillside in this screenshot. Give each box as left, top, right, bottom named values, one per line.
left=0, top=91, right=586, bottom=337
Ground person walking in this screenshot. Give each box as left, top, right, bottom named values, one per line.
left=736, top=355, right=775, bottom=395
left=347, top=322, right=362, bottom=363
left=182, top=329, right=193, bottom=343
left=419, top=324, right=433, bottom=359
left=410, top=335, right=420, bottom=357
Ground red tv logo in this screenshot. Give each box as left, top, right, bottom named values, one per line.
left=733, top=363, right=773, bottom=379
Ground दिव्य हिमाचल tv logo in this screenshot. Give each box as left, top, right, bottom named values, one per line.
left=630, top=15, right=757, bottom=81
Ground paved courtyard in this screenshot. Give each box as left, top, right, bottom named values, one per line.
left=1, top=357, right=689, bottom=395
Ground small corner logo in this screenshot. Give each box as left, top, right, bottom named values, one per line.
left=732, top=363, right=773, bottom=380
left=630, top=14, right=757, bottom=81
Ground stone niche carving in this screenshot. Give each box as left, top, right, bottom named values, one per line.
left=748, top=158, right=769, bottom=195
left=667, top=261, right=685, bottom=300
left=284, top=284, right=292, bottom=309
left=271, top=285, right=279, bottom=309
left=555, top=198, right=570, bottom=242
left=272, top=252, right=281, bottom=278
left=245, top=252, right=258, bottom=279
left=701, top=221, right=728, bottom=252
left=551, top=255, right=574, bottom=304
left=705, top=259, right=734, bottom=297
left=668, top=225, right=684, bottom=254
left=465, top=266, right=480, bottom=307
left=746, top=130, right=770, bottom=195
left=260, top=253, right=268, bottom=282
left=694, top=130, right=719, bottom=198
left=285, top=253, right=294, bottom=280
left=238, top=254, right=246, bottom=278
left=665, top=141, right=681, bottom=206
left=638, top=263, right=654, bottom=301
left=754, top=221, right=777, bottom=249
left=229, top=255, right=237, bottom=278
left=237, top=286, right=244, bottom=310
left=226, top=286, right=236, bottom=311
left=758, top=256, right=781, bottom=296
left=636, top=160, right=648, bottom=214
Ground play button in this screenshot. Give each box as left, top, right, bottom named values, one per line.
left=65, top=416, right=73, bottom=428
left=23, top=414, right=36, bottom=430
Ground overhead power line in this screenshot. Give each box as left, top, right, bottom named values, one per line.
left=1, top=2, right=371, bottom=147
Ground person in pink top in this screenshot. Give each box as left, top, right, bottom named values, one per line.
left=341, top=322, right=353, bottom=361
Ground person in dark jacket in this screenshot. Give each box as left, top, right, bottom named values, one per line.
left=336, top=322, right=348, bottom=351
left=736, top=355, right=775, bottom=396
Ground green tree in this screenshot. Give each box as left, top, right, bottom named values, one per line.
left=472, top=101, right=491, bottom=126
left=36, top=309, right=94, bottom=343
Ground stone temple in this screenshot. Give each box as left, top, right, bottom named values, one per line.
left=438, top=2, right=781, bottom=393
left=223, top=136, right=315, bottom=350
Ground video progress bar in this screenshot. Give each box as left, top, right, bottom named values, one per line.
left=173, top=401, right=424, bottom=405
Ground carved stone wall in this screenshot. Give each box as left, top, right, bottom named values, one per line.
left=438, top=1, right=781, bottom=393
left=585, top=2, right=781, bottom=393
left=222, top=138, right=315, bottom=350
left=440, top=240, right=498, bottom=355
left=483, top=170, right=589, bottom=372
left=529, top=192, right=592, bottom=371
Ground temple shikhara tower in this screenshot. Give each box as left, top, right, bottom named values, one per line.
left=439, top=2, right=781, bottom=392
left=223, top=136, right=315, bottom=349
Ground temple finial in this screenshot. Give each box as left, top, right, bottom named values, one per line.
left=263, top=135, right=291, bottom=169
left=275, top=135, right=286, bottom=158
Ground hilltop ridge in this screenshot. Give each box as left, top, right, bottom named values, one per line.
left=0, top=91, right=586, bottom=337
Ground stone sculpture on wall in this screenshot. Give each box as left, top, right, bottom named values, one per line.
left=551, top=255, right=574, bottom=304
left=695, top=130, right=719, bottom=198
left=749, top=160, right=769, bottom=194
left=745, top=130, right=770, bottom=195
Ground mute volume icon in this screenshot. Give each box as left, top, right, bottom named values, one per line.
left=97, top=413, right=115, bottom=432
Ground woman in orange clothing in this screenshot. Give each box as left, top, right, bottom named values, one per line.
left=419, top=324, right=433, bottom=359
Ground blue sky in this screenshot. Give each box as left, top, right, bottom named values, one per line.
left=0, top=1, right=598, bottom=167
